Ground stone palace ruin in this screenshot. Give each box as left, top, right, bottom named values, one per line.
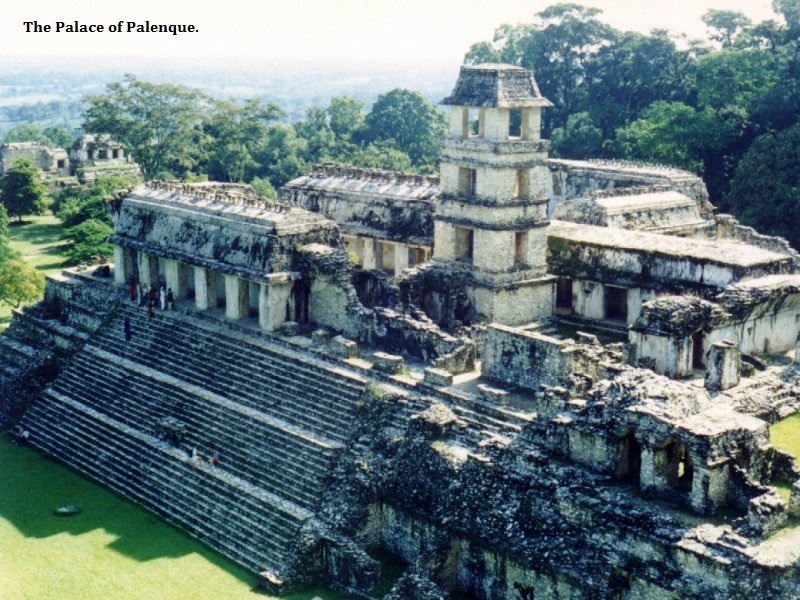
left=2, top=64, right=800, bottom=599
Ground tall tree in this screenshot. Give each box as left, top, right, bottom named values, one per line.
left=205, top=99, right=282, bottom=183
left=0, top=259, right=45, bottom=308
left=725, top=122, right=800, bottom=248
left=702, top=10, right=753, bottom=47
left=2, top=124, right=41, bottom=144
left=363, top=89, right=446, bottom=168
left=0, top=158, right=47, bottom=223
left=82, top=75, right=207, bottom=179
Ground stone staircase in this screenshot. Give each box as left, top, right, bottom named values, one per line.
left=19, top=292, right=370, bottom=581
left=22, top=391, right=308, bottom=574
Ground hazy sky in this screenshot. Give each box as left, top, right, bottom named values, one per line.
left=4, top=0, right=780, bottom=65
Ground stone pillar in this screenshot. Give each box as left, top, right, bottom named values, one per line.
left=705, top=340, right=740, bottom=391
left=521, top=108, right=542, bottom=141
left=113, top=245, right=128, bottom=285
left=164, top=259, right=189, bottom=300
left=224, top=275, right=249, bottom=320
left=258, top=274, right=293, bottom=331
left=449, top=106, right=468, bottom=137
left=394, top=245, right=409, bottom=274
left=194, top=267, right=218, bottom=311
left=138, top=252, right=160, bottom=288
left=363, top=238, right=377, bottom=270
left=795, top=333, right=800, bottom=364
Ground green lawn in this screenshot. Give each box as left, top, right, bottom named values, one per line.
left=0, top=436, right=347, bottom=600
left=771, top=412, right=800, bottom=466
left=1, top=213, right=71, bottom=331
left=770, top=412, right=800, bottom=501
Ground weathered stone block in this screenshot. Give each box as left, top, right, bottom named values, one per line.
left=477, top=382, right=510, bottom=405
left=746, top=492, right=788, bottom=537
left=280, top=320, right=298, bottom=336
left=372, top=351, right=403, bottom=373
left=789, top=480, right=800, bottom=517
left=330, top=335, right=357, bottom=358
left=311, top=328, right=330, bottom=346
left=423, top=367, right=454, bottom=387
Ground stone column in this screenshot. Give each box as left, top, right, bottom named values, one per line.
left=113, top=245, right=128, bottom=285
left=224, top=275, right=249, bottom=320
left=394, top=244, right=409, bottom=274
left=362, top=238, right=377, bottom=270
left=705, top=340, right=740, bottom=391
left=138, top=252, right=160, bottom=288
left=194, top=267, right=218, bottom=311
left=258, top=273, right=293, bottom=331
left=164, top=259, right=189, bottom=300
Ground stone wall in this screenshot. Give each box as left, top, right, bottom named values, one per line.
left=481, top=324, right=574, bottom=390
left=280, top=164, right=438, bottom=245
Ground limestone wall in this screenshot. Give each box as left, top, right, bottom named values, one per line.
left=481, top=324, right=573, bottom=390
left=280, top=165, right=437, bottom=245
left=112, top=185, right=341, bottom=281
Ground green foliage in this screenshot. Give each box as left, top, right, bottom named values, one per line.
left=0, top=158, right=48, bottom=222
left=363, top=89, right=446, bottom=168
left=725, top=123, right=800, bottom=248
left=41, top=127, right=74, bottom=149
left=3, top=124, right=42, bottom=144
left=611, top=102, right=703, bottom=172
left=702, top=10, right=752, bottom=47
left=0, top=203, right=7, bottom=239
left=2, top=124, right=73, bottom=148
left=63, top=218, right=114, bottom=264
left=51, top=175, right=130, bottom=228
left=328, top=96, right=365, bottom=140
left=551, top=112, right=603, bottom=158
left=82, top=74, right=207, bottom=179
left=204, top=98, right=284, bottom=183
left=249, top=176, right=278, bottom=199
left=0, top=259, right=45, bottom=308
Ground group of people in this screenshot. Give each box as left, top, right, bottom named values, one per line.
left=128, top=278, right=175, bottom=317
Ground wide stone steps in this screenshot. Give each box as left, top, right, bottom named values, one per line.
left=94, top=304, right=365, bottom=441
left=91, top=328, right=356, bottom=441
left=54, top=350, right=336, bottom=509
left=21, top=390, right=309, bottom=575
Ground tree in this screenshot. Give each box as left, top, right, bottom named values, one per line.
left=725, top=122, right=800, bottom=248
left=249, top=177, right=278, bottom=199
left=82, top=75, right=207, bottom=179
left=52, top=175, right=130, bottom=228
left=0, top=259, right=45, bottom=308
left=702, top=10, right=752, bottom=47
left=3, top=124, right=41, bottom=144
left=204, top=99, right=283, bottom=183
left=611, top=102, right=703, bottom=172
left=551, top=112, right=604, bottom=158
left=0, top=158, right=47, bottom=222
left=41, top=127, right=74, bottom=149
left=327, top=97, right=365, bottom=140
left=363, top=89, right=446, bottom=168
left=63, top=219, right=114, bottom=264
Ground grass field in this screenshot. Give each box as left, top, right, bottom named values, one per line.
left=770, top=412, right=800, bottom=501
left=0, top=436, right=347, bottom=600
left=1, top=213, right=71, bottom=331
left=771, top=412, right=800, bottom=465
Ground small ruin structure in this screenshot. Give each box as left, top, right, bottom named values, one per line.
left=3, top=63, right=800, bottom=599
left=0, top=141, right=70, bottom=177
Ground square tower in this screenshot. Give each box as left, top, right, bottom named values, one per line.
left=434, top=64, right=556, bottom=325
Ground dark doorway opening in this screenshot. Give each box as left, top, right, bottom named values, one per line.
left=605, top=286, right=628, bottom=322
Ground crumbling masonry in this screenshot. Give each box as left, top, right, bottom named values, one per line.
left=2, top=63, right=800, bottom=599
